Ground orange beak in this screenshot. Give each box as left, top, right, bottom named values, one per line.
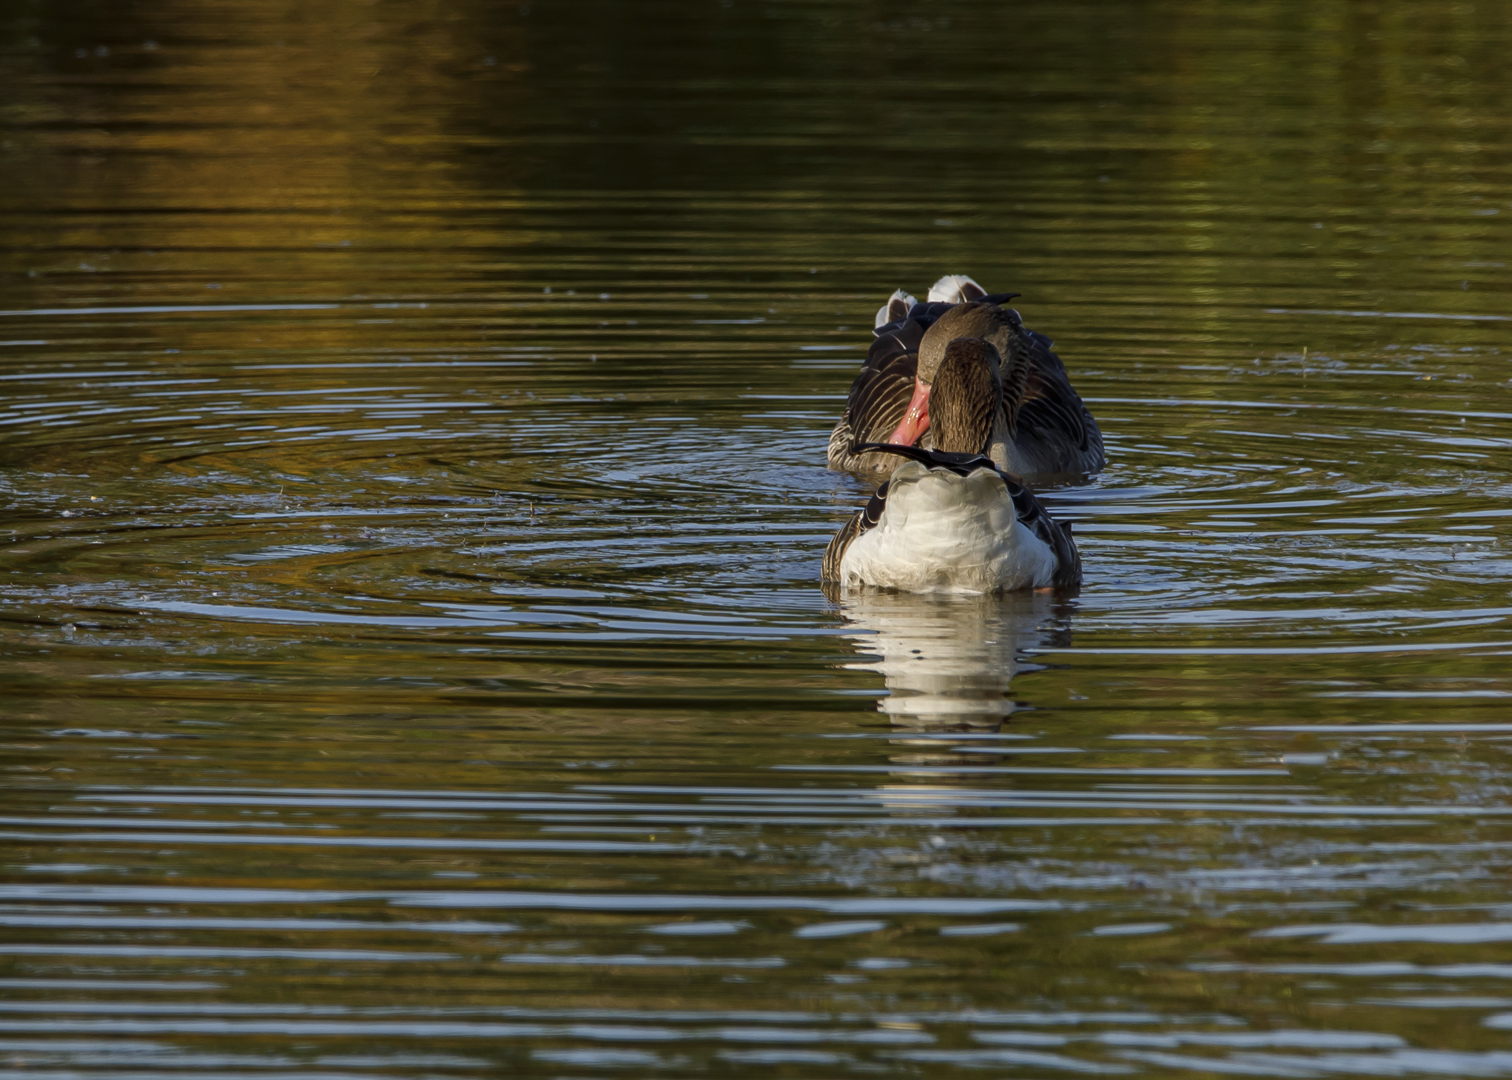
left=886, top=378, right=931, bottom=446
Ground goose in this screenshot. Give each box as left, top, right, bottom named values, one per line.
left=822, top=337, right=1082, bottom=594
left=827, top=274, right=1104, bottom=479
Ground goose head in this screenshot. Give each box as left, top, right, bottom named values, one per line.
left=925, top=337, right=1003, bottom=456
left=885, top=301, right=1015, bottom=448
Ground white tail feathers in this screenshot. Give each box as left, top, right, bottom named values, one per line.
left=874, top=276, right=988, bottom=329
left=837, top=461, right=1059, bottom=593
left=926, top=274, right=986, bottom=304
left=874, top=288, right=919, bottom=329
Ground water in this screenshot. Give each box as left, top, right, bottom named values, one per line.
left=4, top=0, right=1512, bottom=1075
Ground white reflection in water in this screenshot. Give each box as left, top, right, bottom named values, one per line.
left=838, top=591, right=1068, bottom=737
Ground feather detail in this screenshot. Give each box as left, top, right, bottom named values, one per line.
left=927, top=274, right=988, bottom=303
left=1014, top=324, right=1103, bottom=469
left=828, top=460, right=1076, bottom=593
left=916, top=301, right=1104, bottom=476
left=873, top=289, right=918, bottom=329
left=835, top=281, right=1101, bottom=479
left=828, top=321, right=926, bottom=472
left=822, top=480, right=891, bottom=582
left=844, top=442, right=1082, bottom=591
left=850, top=441, right=997, bottom=476
left=999, top=472, right=1083, bottom=590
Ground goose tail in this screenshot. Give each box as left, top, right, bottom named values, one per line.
left=927, top=274, right=987, bottom=303
left=874, top=289, right=919, bottom=329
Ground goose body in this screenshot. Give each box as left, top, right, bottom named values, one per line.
left=830, top=457, right=1064, bottom=593
left=828, top=274, right=1104, bottom=479
left=822, top=337, right=1082, bottom=595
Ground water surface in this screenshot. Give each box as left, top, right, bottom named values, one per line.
left=5, top=1, right=1512, bottom=1076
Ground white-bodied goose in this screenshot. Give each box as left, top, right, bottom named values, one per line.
left=827, top=274, right=1105, bottom=478
left=822, top=337, right=1082, bottom=594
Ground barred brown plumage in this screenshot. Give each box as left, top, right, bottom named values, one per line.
left=827, top=275, right=1105, bottom=480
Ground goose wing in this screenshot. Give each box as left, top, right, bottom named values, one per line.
left=1001, top=472, right=1083, bottom=589
left=822, top=479, right=891, bottom=583
left=1010, top=322, right=1106, bottom=473
left=828, top=320, right=925, bottom=472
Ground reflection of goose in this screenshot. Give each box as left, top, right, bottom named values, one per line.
left=822, top=338, right=1081, bottom=594
left=838, top=590, right=1070, bottom=735
left=828, top=274, right=1105, bottom=479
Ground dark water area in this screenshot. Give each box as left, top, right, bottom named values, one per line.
left=5, top=0, right=1512, bottom=1075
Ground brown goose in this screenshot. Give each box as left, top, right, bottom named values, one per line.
left=827, top=275, right=1105, bottom=479
left=822, top=337, right=1081, bottom=594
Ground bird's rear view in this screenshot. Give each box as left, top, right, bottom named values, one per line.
left=823, top=337, right=1081, bottom=594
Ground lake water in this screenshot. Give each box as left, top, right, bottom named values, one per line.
left=5, top=1, right=1512, bottom=1076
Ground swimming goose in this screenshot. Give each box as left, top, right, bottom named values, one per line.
left=828, top=274, right=1105, bottom=479
left=823, top=337, right=1082, bottom=594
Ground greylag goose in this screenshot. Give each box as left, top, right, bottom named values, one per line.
left=822, top=337, right=1082, bottom=593
left=827, top=274, right=1105, bottom=478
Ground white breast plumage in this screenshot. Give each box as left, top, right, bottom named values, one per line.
left=836, top=460, right=1059, bottom=594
